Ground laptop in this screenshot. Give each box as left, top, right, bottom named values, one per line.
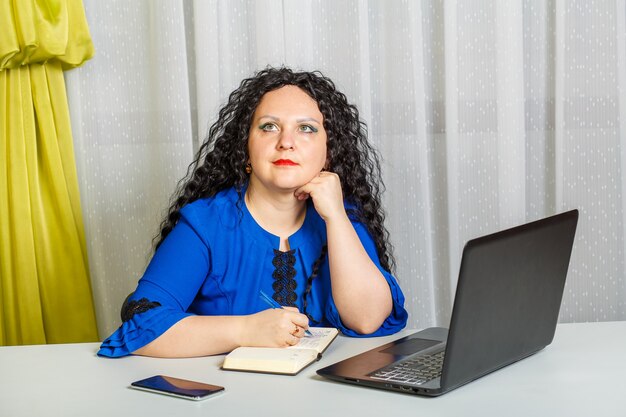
left=317, top=209, right=579, bottom=396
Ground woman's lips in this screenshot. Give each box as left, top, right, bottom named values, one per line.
left=273, top=159, right=298, bottom=166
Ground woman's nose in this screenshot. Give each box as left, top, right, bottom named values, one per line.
left=277, top=131, right=295, bottom=150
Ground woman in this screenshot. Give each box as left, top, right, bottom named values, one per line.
left=98, top=67, right=408, bottom=358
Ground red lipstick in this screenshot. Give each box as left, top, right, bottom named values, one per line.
left=273, top=159, right=298, bottom=166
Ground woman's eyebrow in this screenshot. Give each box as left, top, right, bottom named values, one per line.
left=257, top=114, right=280, bottom=121
left=257, top=115, right=321, bottom=124
left=296, top=117, right=321, bottom=124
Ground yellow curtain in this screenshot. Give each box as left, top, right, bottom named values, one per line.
left=0, top=0, right=98, bottom=344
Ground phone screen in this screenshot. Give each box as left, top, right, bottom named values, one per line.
left=130, top=375, right=225, bottom=401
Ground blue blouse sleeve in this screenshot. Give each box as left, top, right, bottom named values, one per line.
left=323, top=221, right=408, bottom=337
left=97, top=209, right=210, bottom=358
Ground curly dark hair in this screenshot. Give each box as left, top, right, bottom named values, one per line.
left=155, top=66, right=395, bottom=273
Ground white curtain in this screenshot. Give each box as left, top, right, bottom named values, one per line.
left=66, top=0, right=626, bottom=339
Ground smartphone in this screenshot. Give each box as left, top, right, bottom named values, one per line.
left=130, top=375, right=225, bottom=401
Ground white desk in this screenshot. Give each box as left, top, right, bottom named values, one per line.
left=1, top=322, right=624, bottom=417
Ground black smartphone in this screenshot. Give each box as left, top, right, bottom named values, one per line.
left=130, top=375, right=225, bottom=401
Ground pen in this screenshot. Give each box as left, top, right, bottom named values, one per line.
left=259, top=290, right=313, bottom=336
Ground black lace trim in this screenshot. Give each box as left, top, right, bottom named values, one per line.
left=271, top=249, right=297, bottom=306
left=121, top=297, right=161, bottom=322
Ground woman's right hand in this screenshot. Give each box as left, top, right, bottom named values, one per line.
left=238, top=307, right=310, bottom=348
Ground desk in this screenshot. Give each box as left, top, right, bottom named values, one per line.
left=1, top=321, right=624, bottom=417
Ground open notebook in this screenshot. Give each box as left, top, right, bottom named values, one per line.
left=222, top=327, right=338, bottom=375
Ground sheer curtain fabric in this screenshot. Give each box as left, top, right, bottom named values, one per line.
left=67, top=0, right=626, bottom=338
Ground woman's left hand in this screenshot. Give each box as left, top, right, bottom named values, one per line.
left=294, top=171, right=346, bottom=222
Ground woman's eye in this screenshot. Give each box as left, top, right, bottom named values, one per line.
left=259, top=123, right=278, bottom=132
left=299, top=124, right=318, bottom=133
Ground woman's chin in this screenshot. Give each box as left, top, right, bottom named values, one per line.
left=274, top=183, right=305, bottom=194
left=270, top=178, right=310, bottom=192
left=250, top=173, right=316, bottom=195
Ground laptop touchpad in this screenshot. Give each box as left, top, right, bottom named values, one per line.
left=380, top=338, right=441, bottom=355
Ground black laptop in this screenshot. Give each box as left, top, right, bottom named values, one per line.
left=317, top=210, right=579, bottom=396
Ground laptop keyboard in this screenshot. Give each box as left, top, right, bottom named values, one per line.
left=369, top=350, right=445, bottom=386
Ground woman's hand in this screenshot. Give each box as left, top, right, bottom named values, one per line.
left=294, top=171, right=346, bottom=222
left=239, top=307, right=310, bottom=348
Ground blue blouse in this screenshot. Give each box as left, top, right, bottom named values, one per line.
left=98, top=186, right=408, bottom=357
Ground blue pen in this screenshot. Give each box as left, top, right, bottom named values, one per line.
left=259, top=290, right=313, bottom=336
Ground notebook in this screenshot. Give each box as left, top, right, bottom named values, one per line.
left=317, top=210, right=579, bottom=396
left=222, top=327, right=338, bottom=375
